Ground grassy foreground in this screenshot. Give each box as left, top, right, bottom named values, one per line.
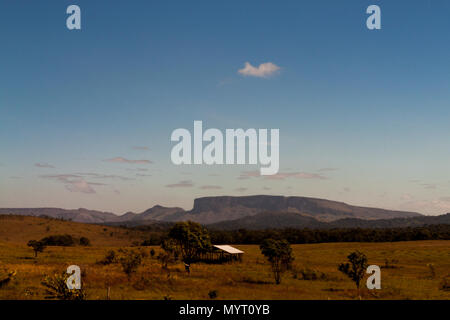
left=0, top=239, right=449, bottom=300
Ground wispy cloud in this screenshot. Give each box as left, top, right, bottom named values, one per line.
left=41, top=174, right=106, bottom=194
left=136, top=173, right=152, bottom=177
left=235, top=187, right=247, bottom=192
left=76, top=172, right=134, bottom=181
left=132, top=146, right=150, bottom=151
left=165, top=180, right=193, bottom=188
left=421, top=183, right=437, bottom=190
left=238, top=171, right=327, bottom=180
left=238, top=62, right=280, bottom=78
left=318, top=168, right=338, bottom=172
left=104, top=157, right=152, bottom=164
left=35, top=163, right=55, bottom=168
left=199, top=185, right=223, bottom=190
left=65, top=179, right=97, bottom=194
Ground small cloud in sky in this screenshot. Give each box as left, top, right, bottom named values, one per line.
left=401, top=193, right=414, bottom=201
left=136, top=173, right=152, bottom=177
left=65, top=179, right=96, bottom=194
left=235, top=187, right=247, bottom=192
left=35, top=163, right=55, bottom=168
left=238, top=62, right=280, bottom=78
left=318, top=168, right=338, bottom=172
left=238, top=170, right=327, bottom=180
left=76, top=172, right=133, bottom=181
left=421, top=183, right=437, bottom=190
left=132, top=146, right=150, bottom=151
left=104, top=157, right=152, bottom=164
left=165, top=180, right=193, bottom=188
left=199, top=185, right=223, bottom=190
left=41, top=174, right=107, bottom=194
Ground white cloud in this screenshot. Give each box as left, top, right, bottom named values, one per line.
left=238, top=170, right=327, bottom=180
left=104, top=157, right=152, bottom=164
left=65, top=179, right=96, bottom=194
left=41, top=174, right=107, bottom=194
left=165, top=180, right=193, bottom=188
left=238, top=62, right=280, bottom=78
left=35, top=163, right=55, bottom=168
left=199, top=185, right=223, bottom=190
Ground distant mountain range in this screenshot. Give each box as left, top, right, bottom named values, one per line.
left=0, top=195, right=445, bottom=230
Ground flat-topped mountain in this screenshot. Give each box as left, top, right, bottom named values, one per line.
left=155, top=195, right=422, bottom=224
left=0, top=195, right=422, bottom=226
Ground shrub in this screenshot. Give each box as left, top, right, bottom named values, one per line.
left=382, top=258, right=399, bottom=269
left=79, top=237, right=91, bottom=246
left=41, top=272, right=86, bottom=300
left=0, top=270, right=16, bottom=289
left=157, top=239, right=177, bottom=269
left=293, top=267, right=327, bottom=280
left=97, top=250, right=117, bottom=265
left=208, top=290, right=218, bottom=299
left=119, top=250, right=142, bottom=280
left=439, top=275, right=450, bottom=291
left=40, top=234, right=75, bottom=246
left=150, top=249, right=155, bottom=257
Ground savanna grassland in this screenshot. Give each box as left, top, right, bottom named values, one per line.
left=0, top=216, right=449, bottom=300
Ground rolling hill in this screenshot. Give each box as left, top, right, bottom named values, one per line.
left=0, top=215, right=148, bottom=246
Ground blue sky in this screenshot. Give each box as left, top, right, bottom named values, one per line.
left=1, top=0, right=450, bottom=215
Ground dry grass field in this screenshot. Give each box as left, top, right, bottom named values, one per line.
left=0, top=216, right=449, bottom=300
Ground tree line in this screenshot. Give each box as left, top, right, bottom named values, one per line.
left=140, top=224, right=450, bottom=246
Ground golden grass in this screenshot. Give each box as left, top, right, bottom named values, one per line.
left=0, top=240, right=449, bottom=300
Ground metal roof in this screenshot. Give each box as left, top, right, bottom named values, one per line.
left=213, top=245, right=244, bottom=254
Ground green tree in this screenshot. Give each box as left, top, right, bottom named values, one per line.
left=338, top=250, right=368, bottom=295
left=27, top=240, right=46, bottom=257
left=260, top=239, right=294, bottom=284
left=168, top=221, right=211, bottom=263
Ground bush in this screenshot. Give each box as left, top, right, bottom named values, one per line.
left=79, top=237, right=91, bottom=246
left=293, top=267, right=327, bottom=280
left=119, top=250, right=142, bottom=280
left=0, top=270, right=16, bottom=289
left=97, top=250, right=117, bottom=265
left=439, top=275, right=450, bottom=291
left=208, top=290, right=218, bottom=299
left=41, top=272, right=86, bottom=300
left=40, top=234, right=75, bottom=246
